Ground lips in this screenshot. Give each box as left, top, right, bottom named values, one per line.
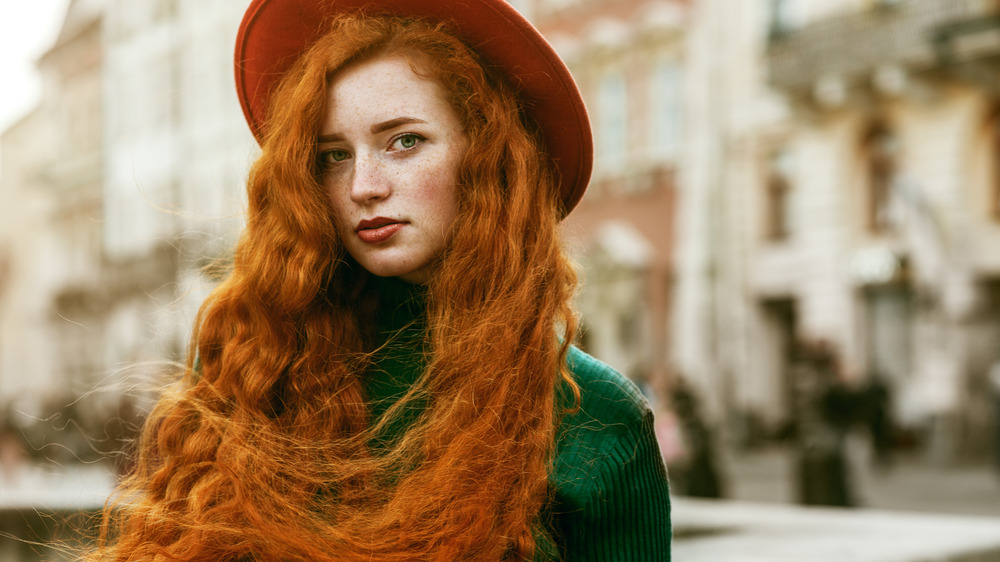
left=355, top=217, right=405, bottom=243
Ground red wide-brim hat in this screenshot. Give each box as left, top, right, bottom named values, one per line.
left=234, top=0, right=592, bottom=215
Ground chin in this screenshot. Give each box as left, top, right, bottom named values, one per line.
left=363, top=262, right=427, bottom=284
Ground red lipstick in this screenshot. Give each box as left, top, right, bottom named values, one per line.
left=355, top=217, right=405, bottom=243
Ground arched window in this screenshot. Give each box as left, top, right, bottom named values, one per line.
left=650, top=60, right=682, bottom=160
left=863, top=123, right=899, bottom=233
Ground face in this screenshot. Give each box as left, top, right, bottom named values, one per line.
left=318, top=55, right=468, bottom=284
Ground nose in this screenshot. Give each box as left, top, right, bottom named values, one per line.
left=349, top=154, right=391, bottom=204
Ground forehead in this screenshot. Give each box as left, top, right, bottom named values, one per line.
left=325, top=55, right=450, bottom=120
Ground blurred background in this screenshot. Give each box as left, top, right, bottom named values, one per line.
left=2, top=0, right=1000, bottom=559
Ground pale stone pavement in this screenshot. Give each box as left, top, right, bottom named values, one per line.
left=671, top=445, right=1000, bottom=561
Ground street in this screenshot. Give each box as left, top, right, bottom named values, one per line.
left=671, top=444, right=1000, bottom=561
left=718, top=444, right=1000, bottom=518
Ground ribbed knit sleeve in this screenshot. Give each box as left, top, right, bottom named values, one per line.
left=549, top=347, right=672, bottom=561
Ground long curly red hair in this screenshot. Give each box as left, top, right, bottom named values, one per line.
left=90, top=14, right=580, bottom=561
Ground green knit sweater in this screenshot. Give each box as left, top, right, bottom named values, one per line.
left=367, top=278, right=672, bottom=560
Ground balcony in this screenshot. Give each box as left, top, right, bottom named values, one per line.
left=766, top=0, right=1000, bottom=99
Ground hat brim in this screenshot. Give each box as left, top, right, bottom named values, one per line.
left=234, top=0, right=592, bottom=214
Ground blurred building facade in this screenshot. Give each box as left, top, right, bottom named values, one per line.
left=0, top=0, right=254, bottom=444
left=98, top=0, right=253, bottom=395
left=675, top=0, right=1000, bottom=460
left=3, top=0, right=1000, bottom=474
left=0, top=0, right=108, bottom=424
left=524, top=0, right=688, bottom=392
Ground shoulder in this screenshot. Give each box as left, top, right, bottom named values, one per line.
left=550, top=347, right=672, bottom=558
left=553, top=346, right=656, bottom=476
left=562, top=345, right=652, bottom=429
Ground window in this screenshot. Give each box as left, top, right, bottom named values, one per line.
left=596, top=72, right=629, bottom=173
left=769, top=0, right=807, bottom=37
left=978, top=278, right=1000, bottom=316
left=863, top=124, right=900, bottom=233
left=650, top=61, right=682, bottom=160
left=764, top=147, right=795, bottom=241
left=864, top=285, right=913, bottom=386
left=618, top=309, right=641, bottom=350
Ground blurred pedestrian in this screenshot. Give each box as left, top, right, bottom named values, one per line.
left=862, top=372, right=894, bottom=470
left=86, top=1, right=671, bottom=560
left=990, top=358, right=1000, bottom=474
left=791, top=339, right=856, bottom=507
left=669, top=377, right=724, bottom=498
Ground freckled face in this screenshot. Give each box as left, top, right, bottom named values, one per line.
left=318, top=56, right=468, bottom=284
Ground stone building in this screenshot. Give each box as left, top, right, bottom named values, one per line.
left=674, top=0, right=1000, bottom=460
left=0, top=109, right=55, bottom=422
left=12, top=0, right=998, bottom=467
left=523, top=0, right=688, bottom=392
left=0, top=0, right=255, bottom=445
left=99, top=0, right=255, bottom=391
left=0, top=0, right=108, bottom=422
left=2, top=0, right=687, bottom=428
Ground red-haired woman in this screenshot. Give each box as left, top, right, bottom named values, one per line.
left=92, top=1, right=671, bottom=560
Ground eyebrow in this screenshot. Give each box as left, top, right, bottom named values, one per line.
left=317, top=116, right=428, bottom=143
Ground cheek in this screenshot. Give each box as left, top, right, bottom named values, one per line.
left=333, top=211, right=352, bottom=237
left=430, top=149, right=465, bottom=212
left=325, top=186, right=353, bottom=233
left=423, top=169, right=460, bottom=225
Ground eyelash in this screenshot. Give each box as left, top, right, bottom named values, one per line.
left=318, top=149, right=350, bottom=165
left=391, top=133, right=425, bottom=151
left=317, top=133, right=427, bottom=168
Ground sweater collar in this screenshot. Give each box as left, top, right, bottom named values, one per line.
left=373, top=276, right=427, bottom=334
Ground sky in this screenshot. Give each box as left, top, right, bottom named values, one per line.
left=0, top=0, right=71, bottom=134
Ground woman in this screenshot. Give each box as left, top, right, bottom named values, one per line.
left=93, top=0, right=671, bottom=559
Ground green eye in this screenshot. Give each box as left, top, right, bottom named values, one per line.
left=394, top=134, right=423, bottom=150
left=322, top=149, right=350, bottom=163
